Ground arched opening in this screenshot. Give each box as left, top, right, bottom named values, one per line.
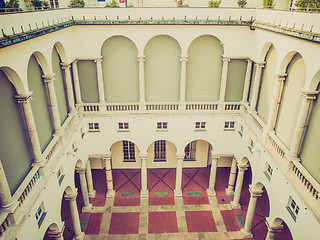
left=43, top=223, right=61, bottom=240
left=60, top=186, right=74, bottom=240
left=269, top=217, right=293, bottom=240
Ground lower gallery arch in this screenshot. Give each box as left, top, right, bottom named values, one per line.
left=43, top=223, right=62, bottom=240
left=267, top=217, right=293, bottom=240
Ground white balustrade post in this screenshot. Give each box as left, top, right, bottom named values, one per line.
left=242, top=186, right=263, bottom=237
left=290, top=90, right=319, bottom=159
left=61, top=63, right=75, bottom=113
left=242, top=59, right=253, bottom=102
left=137, top=55, right=146, bottom=103
left=42, top=74, right=61, bottom=134
left=250, top=62, right=265, bottom=110
left=76, top=167, right=92, bottom=212
left=225, top=157, right=237, bottom=195
left=266, top=74, right=287, bottom=131
left=86, top=161, right=96, bottom=198
left=15, top=93, right=43, bottom=164
left=71, top=60, right=82, bottom=104
left=230, top=164, right=247, bottom=209
left=0, top=159, right=13, bottom=210
left=174, top=155, right=184, bottom=197
left=207, top=156, right=218, bottom=196
left=140, top=155, right=148, bottom=198
left=219, top=56, right=230, bottom=102
left=94, top=57, right=106, bottom=103
left=64, top=192, right=84, bottom=240
left=104, top=156, right=115, bottom=198
left=179, top=55, right=188, bottom=102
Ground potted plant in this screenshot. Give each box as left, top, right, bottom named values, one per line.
left=263, top=0, right=274, bottom=9
left=237, top=0, right=247, bottom=8
left=105, top=0, right=120, bottom=7
left=208, top=0, right=221, bottom=7
left=31, top=0, right=42, bottom=10
left=69, top=0, right=85, bottom=7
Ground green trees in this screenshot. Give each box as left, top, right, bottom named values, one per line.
left=295, top=0, right=320, bottom=11
left=5, top=0, right=21, bottom=11
left=69, top=0, right=85, bottom=7
left=208, top=0, right=221, bottom=7
left=263, top=0, right=274, bottom=8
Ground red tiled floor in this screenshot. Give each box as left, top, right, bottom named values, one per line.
left=148, top=211, right=178, bottom=233
left=85, top=213, right=103, bottom=235
left=183, top=190, right=210, bottom=205
left=109, top=212, right=140, bottom=234
left=113, top=192, right=140, bottom=206
left=185, top=211, right=217, bottom=232
left=90, top=169, right=107, bottom=207
left=220, top=210, right=240, bottom=231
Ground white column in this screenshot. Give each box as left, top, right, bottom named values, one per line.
left=0, top=159, right=13, bottom=210
left=289, top=90, right=319, bottom=159
left=104, top=156, right=115, bottom=198
left=230, top=164, right=247, bottom=209
left=250, top=62, right=265, bottom=110
left=265, top=222, right=283, bottom=240
left=64, top=192, right=84, bottom=240
left=137, top=55, right=146, bottom=102
left=219, top=57, right=230, bottom=101
left=242, top=186, right=263, bottom=237
left=72, top=60, right=82, bottom=104
left=174, top=155, right=184, bottom=197
left=266, top=74, right=287, bottom=130
left=179, top=55, right=188, bottom=102
left=61, top=63, right=75, bottom=113
left=15, top=93, right=43, bottom=164
left=86, top=161, right=96, bottom=198
left=207, top=157, right=218, bottom=196
left=140, top=155, right=148, bottom=198
left=76, top=167, right=92, bottom=212
left=242, top=59, right=253, bottom=102
left=42, top=74, right=61, bottom=134
left=94, top=57, right=106, bottom=103
left=225, top=157, right=237, bottom=195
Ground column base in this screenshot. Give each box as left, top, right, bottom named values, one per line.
left=230, top=201, right=241, bottom=209
left=82, top=203, right=93, bottom=213
left=206, top=188, right=216, bottom=196
left=225, top=188, right=235, bottom=195
left=241, top=228, right=253, bottom=238
left=88, top=190, right=96, bottom=198
left=174, top=189, right=182, bottom=197
left=73, top=232, right=85, bottom=240
left=140, top=190, right=149, bottom=198
left=106, top=190, right=115, bottom=198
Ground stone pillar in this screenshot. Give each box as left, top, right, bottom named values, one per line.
left=174, top=155, right=184, bottom=197
left=225, top=157, right=237, bottom=195
left=250, top=62, right=265, bottom=110
left=137, top=55, right=146, bottom=102
left=290, top=90, right=319, bottom=159
left=71, top=60, right=82, bottom=104
left=61, top=63, right=75, bottom=113
left=94, top=57, right=106, bottom=103
left=265, top=222, right=284, bottom=240
left=266, top=74, right=287, bottom=130
left=179, top=55, right=188, bottom=102
left=0, top=159, right=13, bottom=210
left=42, top=74, right=61, bottom=134
left=48, top=229, right=64, bottom=240
left=15, top=93, right=43, bottom=164
left=140, top=155, right=148, bottom=198
left=76, top=167, right=92, bottom=212
left=230, top=164, right=247, bottom=209
left=242, top=59, right=253, bottom=102
left=104, top=156, right=115, bottom=198
left=219, top=57, right=230, bottom=101
left=64, top=192, right=84, bottom=240
left=86, top=161, right=96, bottom=198
left=242, top=186, right=263, bottom=237
left=207, top=157, right=218, bottom=196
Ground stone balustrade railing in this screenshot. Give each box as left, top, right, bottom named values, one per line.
left=106, top=103, right=140, bottom=112
left=266, top=132, right=286, bottom=158
left=146, top=103, right=179, bottom=111
left=0, top=214, right=10, bottom=237
left=185, top=103, right=218, bottom=110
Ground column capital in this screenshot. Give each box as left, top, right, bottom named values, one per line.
left=60, top=62, right=71, bottom=70
left=42, top=74, right=55, bottom=83
left=137, top=55, right=145, bottom=62
left=94, top=56, right=103, bottom=63
left=180, top=55, right=188, bottom=62
left=140, top=155, right=148, bottom=161
left=73, top=60, right=78, bottom=64
left=238, top=164, right=248, bottom=171
left=176, top=154, right=185, bottom=161
left=301, top=89, right=319, bottom=100
left=249, top=185, right=263, bottom=197
left=64, top=192, right=77, bottom=201
left=48, top=229, right=63, bottom=238
left=246, top=59, right=253, bottom=64
left=15, top=92, right=33, bottom=103
left=75, top=167, right=86, bottom=174
left=222, top=56, right=231, bottom=62
left=255, top=62, right=266, bottom=68
left=274, top=73, right=287, bottom=81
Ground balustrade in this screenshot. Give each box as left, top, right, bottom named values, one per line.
left=18, top=170, right=40, bottom=206
left=146, top=104, right=179, bottom=111
left=0, top=216, right=10, bottom=237
left=186, top=103, right=218, bottom=110
left=84, top=105, right=100, bottom=112
left=106, top=104, right=139, bottom=111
